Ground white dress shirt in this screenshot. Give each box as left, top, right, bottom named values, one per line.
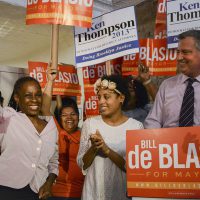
left=0, top=106, right=59, bottom=193
left=144, top=73, right=200, bottom=128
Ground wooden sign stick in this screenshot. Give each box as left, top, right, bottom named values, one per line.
left=51, top=24, right=59, bottom=70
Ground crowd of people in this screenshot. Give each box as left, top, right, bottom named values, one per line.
left=0, top=29, right=200, bottom=200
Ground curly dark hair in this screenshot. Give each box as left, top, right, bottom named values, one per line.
left=100, top=74, right=130, bottom=109
left=124, top=75, right=149, bottom=109
left=8, top=76, right=41, bottom=111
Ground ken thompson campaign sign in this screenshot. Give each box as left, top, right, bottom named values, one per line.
left=167, top=0, right=200, bottom=48
left=127, top=127, right=200, bottom=199
left=75, top=6, right=139, bottom=68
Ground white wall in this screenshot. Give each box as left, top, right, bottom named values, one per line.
left=0, top=66, right=27, bottom=106
left=0, top=25, right=79, bottom=102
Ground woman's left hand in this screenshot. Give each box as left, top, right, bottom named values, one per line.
left=38, top=181, right=52, bottom=200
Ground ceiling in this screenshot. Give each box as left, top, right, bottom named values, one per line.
left=0, top=0, right=147, bottom=9
left=0, top=0, right=147, bottom=68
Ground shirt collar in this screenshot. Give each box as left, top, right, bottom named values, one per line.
left=195, top=75, right=200, bottom=82
left=179, top=73, right=200, bottom=84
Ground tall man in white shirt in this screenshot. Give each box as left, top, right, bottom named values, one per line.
left=144, top=30, right=200, bottom=128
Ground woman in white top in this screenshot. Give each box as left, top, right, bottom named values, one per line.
left=77, top=75, right=143, bottom=200
left=0, top=76, right=58, bottom=200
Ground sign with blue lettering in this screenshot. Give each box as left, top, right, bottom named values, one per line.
left=167, top=0, right=200, bottom=49
left=74, top=6, right=139, bottom=68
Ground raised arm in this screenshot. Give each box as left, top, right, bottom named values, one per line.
left=56, top=95, right=62, bottom=111
left=41, top=66, right=57, bottom=116
left=138, top=63, right=158, bottom=101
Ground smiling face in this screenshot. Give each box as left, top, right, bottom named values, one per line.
left=97, top=88, right=125, bottom=118
left=177, top=36, right=200, bottom=78
left=14, top=80, right=42, bottom=117
left=60, top=107, right=79, bottom=134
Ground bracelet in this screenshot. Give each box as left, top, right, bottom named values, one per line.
left=143, top=78, right=151, bottom=85
left=104, top=148, right=110, bottom=156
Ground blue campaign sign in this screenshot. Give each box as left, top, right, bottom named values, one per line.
left=74, top=6, right=139, bottom=68
left=167, top=0, right=200, bottom=49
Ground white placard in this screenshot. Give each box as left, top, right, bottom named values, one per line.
left=167, top=0, right=200, bottom=49
left=74, top=6, right=139, bottom=68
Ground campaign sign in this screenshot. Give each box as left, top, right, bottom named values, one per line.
left=75, top=6, right=139, bottom=68
left=127, top=126, right=200, bottom=198
left=82, top=60, right=122, bottom=86
left=156, top=0, right=167, bottom=24
left=154, top=0, right=167, bottom=39
left=167, top=0, right=200, bottom=48
left=82, top=64, right=107, bottom=86
left=84, top=88, right=99, bottom=117
left=28, top=61, right=81, bottom=96
left=26, top=0, right=94, bottom=28
left=82, top=60, right=122, bottom=118
left=122, top=39, right=177, bottom=76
